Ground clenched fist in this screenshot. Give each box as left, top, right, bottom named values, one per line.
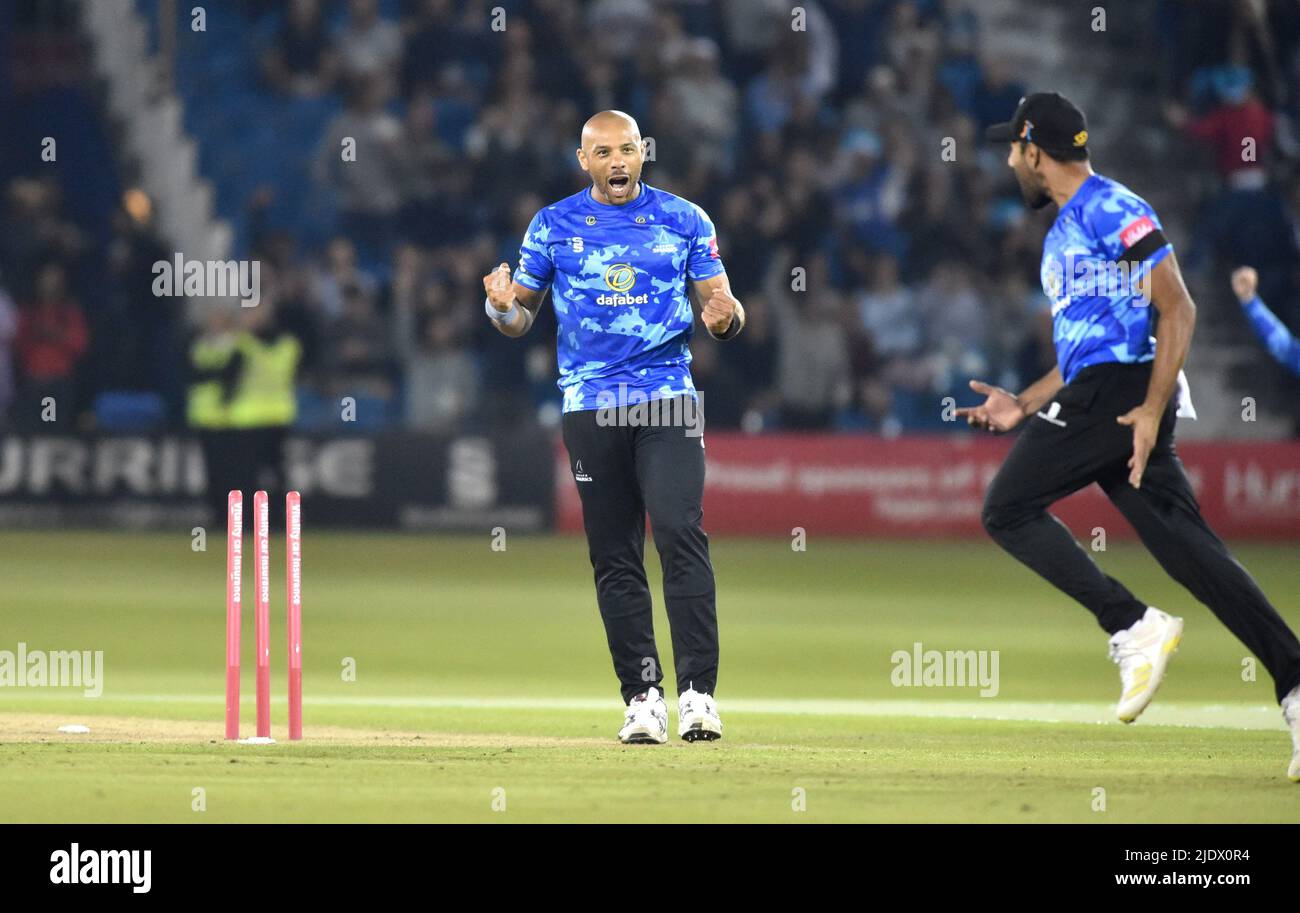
left=702, top=286, right=738, bottom=337
left=483, top=262, right=514, bottom=312
left=1230, top=265, right=1258, bottom=304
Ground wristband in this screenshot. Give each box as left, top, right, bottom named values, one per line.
left=486, top=296, right=518, bottom=324
left=712, top=313, right=743, bottom=341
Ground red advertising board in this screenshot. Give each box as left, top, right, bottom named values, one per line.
left=555, top=434, right=1300, bottom=540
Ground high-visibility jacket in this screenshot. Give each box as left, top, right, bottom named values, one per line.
left=186, top=333, right=237, bottom=429
left=226, top=331, right=301, bottom=428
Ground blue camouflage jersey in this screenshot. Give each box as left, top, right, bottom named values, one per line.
left=513, top=182, right=725, bottom=412
left=1040, top=173, right=1173, bottom=383
left=1243, top=295, right=1300, bottom=376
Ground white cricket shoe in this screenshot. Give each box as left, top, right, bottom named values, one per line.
left=678, top=687, right=722, bottom=742
left=1283, top=685, right=1300, bottom=783
left=1108, top=607, right=1184, bottom=723
left=618, top=687, right=668, bottom=744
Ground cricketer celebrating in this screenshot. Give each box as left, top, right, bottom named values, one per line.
left=959, top=93, right=1300, bottom=780
left=482, top=110, right=744, bottom=744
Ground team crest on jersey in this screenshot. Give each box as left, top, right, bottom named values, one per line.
left=585, top=215, right=597, bottom=226
left=1042, top=253, right=1063, bottom=298
left=604, top=263, right=636, bottom=292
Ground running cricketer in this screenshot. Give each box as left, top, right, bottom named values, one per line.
left=959, top=92, right=1300, bottom=780
left=481, top=110, right=743, bottom=744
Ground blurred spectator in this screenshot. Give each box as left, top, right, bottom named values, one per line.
left=689, top=335, right=747, bottom=429
left=917, top=260, right=987, bottom=392
left=397, top=92, right=457, bottom=241
left=103, top=194, right=182, bottom=413
left=313, top=76, right=406, bottom=264
left=721, top=0, right=787, bottom=82
left=187, top=307, right=240, bottom=522
left=745, top=30, right=829, bottom=136
left=390, top=243, right=476, bottom=430
left=334, top=0, right=403, bottom=92
left=0, top=177, right=85, bottom=302
left=664, top=39, right=740, bottom=173
left=324, top=280, right=396, bottom=408
left=1168, top=66, right=1290, bottom=295
left=718, top=292, right=779, bottom=430
left=883, top=0, right=940, bottom=72
left=261, top=0, right=337, bottom=97
left=220, top=302, right=302, bottom=521
left=970, top=57, right=1025, bottom=131
left=1000, top=271, right=1055, bottom=392
left=764, top=252, right=852, bottom=429
left=402, top=0, right=481, bottom=97
left=310, top=237, right=378, bottom=324
left=586, top=0, right=657, bottom=57
left=857, top=252, right=921, bottom=360
left=1167, top=66, right=1274, bottom=185
left=15, top=261, right=88, bottom=426
left=834, top=128, right=909, bottom=258
left=402, top=307, right=478, bottom=431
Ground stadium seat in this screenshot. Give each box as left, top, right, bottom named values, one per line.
left=93, top=391, right=167, bottom=431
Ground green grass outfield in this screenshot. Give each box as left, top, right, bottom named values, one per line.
left=2, top=530, right=1298, bottom=822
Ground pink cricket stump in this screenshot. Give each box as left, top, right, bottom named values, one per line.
left=253, top=490, right=271, bottom=738
left=286, top=491, right=303, bottom=740
left=225, top=490, right=243, bottom=740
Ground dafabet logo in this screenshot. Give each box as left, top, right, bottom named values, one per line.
left=597, top=263, right=648, bottom=306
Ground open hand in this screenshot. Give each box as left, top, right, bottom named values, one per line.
left=1116, top=404, right=1160, bottom=488
left=955, top=380, right=1024, bottom=433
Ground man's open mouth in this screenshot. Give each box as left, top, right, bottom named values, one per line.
left=608, top=174, right=631, bottom=197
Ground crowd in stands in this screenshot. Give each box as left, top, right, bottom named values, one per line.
left=247, top=0, right=1056, bottom=434
left=1153, top=0, right=1300, bottom=428
left=4, top=0, right=1297, bottom=434
left=1158, top=0, right=1300, bottom=302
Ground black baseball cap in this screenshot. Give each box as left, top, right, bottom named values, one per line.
left=985, top=92, right=1089, bottom=156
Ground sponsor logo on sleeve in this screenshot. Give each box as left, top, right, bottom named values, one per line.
left=1119, top=215, right=1155, bottom=249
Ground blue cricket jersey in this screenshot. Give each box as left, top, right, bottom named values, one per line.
left=1243, top=295, right=1300, bottom=376
left=512, top=182, right=726, bottom=412
left=1040, top=173, right=1173, bottom=383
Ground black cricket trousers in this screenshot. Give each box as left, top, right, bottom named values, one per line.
left=982, top=362, right=1300, bottom=703
left=562, top=395, right=718, bottom=704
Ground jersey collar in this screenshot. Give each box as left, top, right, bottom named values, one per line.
left=585, top=181, right=651, bottom=211
left=1059, top=173, right=1102, bottom=218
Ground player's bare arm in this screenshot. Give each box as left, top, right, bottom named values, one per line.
left=482, top=262, right=545, bottom=338
left=1116, top=254, right=1196, bottom=488
left=956, top=367, right=1063, bottom=433
left=690, top=272, right=745, bottom=340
